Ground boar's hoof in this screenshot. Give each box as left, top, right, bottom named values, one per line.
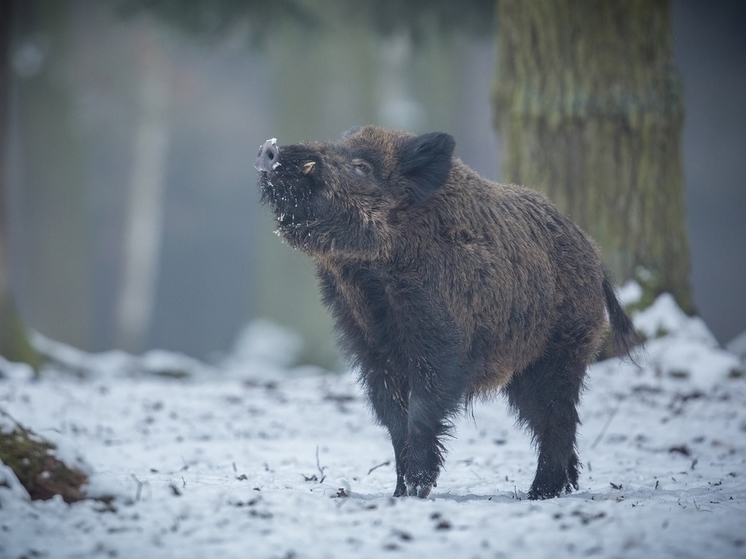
left=527, top=457, right=580, bottom=499
left=527, top=486, right=561, bottom=500
left=404, top=471, right=437, bottom=498
left=527, top=479, right=575, bottom=500
left=393, top=482, right=408, bottom=498
left=406, top=483, right=432, bottom=499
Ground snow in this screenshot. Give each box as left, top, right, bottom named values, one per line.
left=727, top=329, right=746, bottom=360
left=617, top=280, right=644, bottom=308
left=1, top=293, right=745, bottom=558
left=633, top=294, right=743, bottom=390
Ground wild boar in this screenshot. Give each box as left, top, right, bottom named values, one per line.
left=254, top=126, right=639, bottom=499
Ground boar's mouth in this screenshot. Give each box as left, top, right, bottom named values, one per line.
left=254, top=138, right=321, bottom=239
left=254, top=137, right=386, bottom=258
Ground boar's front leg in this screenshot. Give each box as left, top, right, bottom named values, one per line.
left=366, top=349, right=464, bottom=498
left=365, top=368, right=409, bottom=497
left=403, top=353, right=464, bottom=498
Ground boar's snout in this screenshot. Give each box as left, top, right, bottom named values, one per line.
left=255, top=138, right=280, bottom=173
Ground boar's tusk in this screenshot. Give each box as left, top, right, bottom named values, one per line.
left=301, top=161, right=316, bottom=175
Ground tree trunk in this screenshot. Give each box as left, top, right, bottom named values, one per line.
left=0, top=0, right=41, bottom=367
left=494, top=0, right=693, bottom=312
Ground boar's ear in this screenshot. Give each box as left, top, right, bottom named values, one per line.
left=399, top=132, right=456, bottom=202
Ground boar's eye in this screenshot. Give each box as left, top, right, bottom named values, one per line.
left=352, top=159, right=372, bottom=177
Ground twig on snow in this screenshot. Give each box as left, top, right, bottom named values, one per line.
left=590, top=395, right=624, bottom=450
left=315, top=445, right=327, bottom=484
left=367, top=460, right=391, bottom=476
left=131, top=474, right=145, bottom=502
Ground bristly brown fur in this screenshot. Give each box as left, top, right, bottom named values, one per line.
left=256, top=125, right=640, bottom=500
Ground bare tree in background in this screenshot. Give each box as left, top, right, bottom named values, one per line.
left=0, top=1, right=89, bottom=501
left=115, top=29, right=170, bottom=352
left=0, top=0, right=41, bottom=367
left=494, top=0, right=693, bottom=312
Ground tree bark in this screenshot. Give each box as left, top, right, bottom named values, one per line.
left=494, top=0, right=693, bottom=312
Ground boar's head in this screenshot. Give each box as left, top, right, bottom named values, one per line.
left=255, top=125, right=455, bottom=259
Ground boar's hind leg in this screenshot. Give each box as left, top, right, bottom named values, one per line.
left=506, top=352, right=586, bottom=500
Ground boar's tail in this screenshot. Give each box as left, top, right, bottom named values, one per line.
left=602, top=271, right=642, bottom=359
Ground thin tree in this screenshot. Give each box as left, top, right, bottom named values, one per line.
left=494, top=0, right=693, bottom=312
left=0, top=1, right=88, bottom=503
left=0, top=0, right=41, bottom=367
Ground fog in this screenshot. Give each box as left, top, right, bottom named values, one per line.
left=5, top=0, right=745, bottom=367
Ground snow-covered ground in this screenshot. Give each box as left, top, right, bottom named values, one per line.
left=1, top=294, right=745, bottom=559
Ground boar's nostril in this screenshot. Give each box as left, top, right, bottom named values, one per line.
left=255, top=138, right=280, bottom=172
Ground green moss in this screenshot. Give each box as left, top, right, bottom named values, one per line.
left=0, top=296, right=43, bottom=372
left=0, top=421, right=87, bottom=503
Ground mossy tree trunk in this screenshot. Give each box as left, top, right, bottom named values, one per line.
left=0, top=0, right=42, bottom=367
left=494, top=0, right=693, bottom=312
